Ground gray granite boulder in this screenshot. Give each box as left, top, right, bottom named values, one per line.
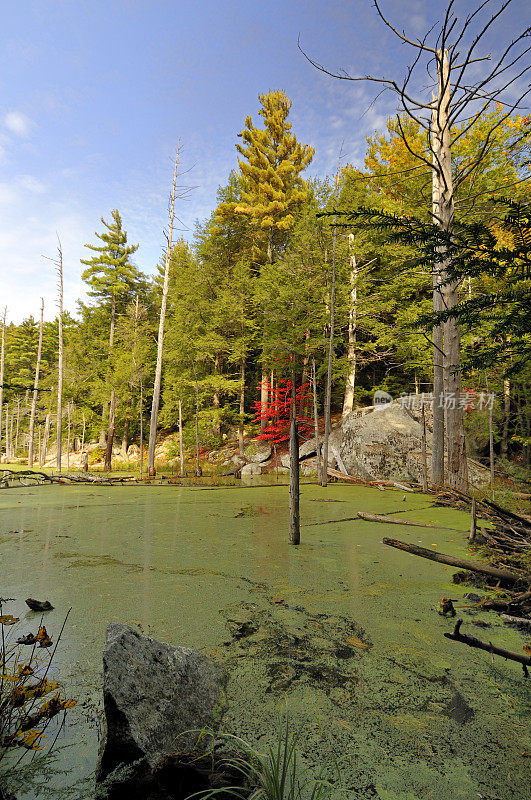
left=243, top=441, right=272, bottom=463
left=96, top=624, right=229, bottom=799
left=240, top=462, right=263, bottom=477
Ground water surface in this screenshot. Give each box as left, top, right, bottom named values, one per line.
left=1, top=483, right=529, bottom=799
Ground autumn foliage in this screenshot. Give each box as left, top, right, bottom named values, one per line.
left=252, top=380, right=314, bottom=444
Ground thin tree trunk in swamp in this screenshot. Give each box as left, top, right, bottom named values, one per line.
left=178, top=398, right=184, bottom=478
left=56, top=241, right=64, bottom=472
left=15, top=396, right=20, bottom=456
left=66, top=402, right=71, bottom=471
left=435, top=52, right=468, bottom=492
left=5, top=404, right=9, bottom=460
left=342, top=235, right=357, bottom=418
left=238, top=359, right=245, bottom=456
left=312, top=358, right=321, bottom=483
left=139, top=381, right=144, bottom=479
left=260, top=369, right=268, bottom=432
left=322, top=151, right=342, bottom=487
left=501, top=378, right=510, bottom=460
left=195, top=380, right=201, bottom=477
left=28, top=306, right=44, bottom=469
left=41, top=412, right=50, bottom=467
left=289, top=397, right=300, bottom=545
left=104, top=294, right=117, bottom=472
left=421, top=402, right=428, bottom=492
left=431, top=94, right=445, bottom=488
left=148, top=145, right=180, bottom=476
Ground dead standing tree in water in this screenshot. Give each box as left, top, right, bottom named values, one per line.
left=321, top=147, right=342, bottom=487
left=28, top=298, right=44, bottom=467
left=300, top=0, right=531, bottom=491
left=43, top=241, right=65, bottom=472
left=147, top=144, right=181, bottom=477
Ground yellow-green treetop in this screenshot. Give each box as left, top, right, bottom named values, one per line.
left=220, top=90, right=314, bottom=263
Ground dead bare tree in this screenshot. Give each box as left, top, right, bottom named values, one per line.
left=178, top=398, right=184, bottom=477
left=28, top=298, right=44, bottom=467
left=321, top=147, right=343, bottom=487
left=311, top=357, right=321, bottom=483
left=45, top=240, right=65, bottom=472
left=300, top=0, right=530, bottom=491
left=147, top=143, right=181, bottom=477
left=289, top=374, right=300, bottom=544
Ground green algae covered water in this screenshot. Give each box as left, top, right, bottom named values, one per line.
left=1, top=483, right=530, bottom=799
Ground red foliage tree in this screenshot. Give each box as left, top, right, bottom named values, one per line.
left=252, top=379, right=313, bottom=444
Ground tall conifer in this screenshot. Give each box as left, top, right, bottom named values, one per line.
left=81, top=210, right=139, bottom=470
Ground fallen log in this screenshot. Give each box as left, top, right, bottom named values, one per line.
left=483, top=590, right=531, bottom=611
left=444, top=618, right=530, bottom=676
left=500, top=614, right=531, bottom=630
left=358, top=511, right=462, bottom=531
left=382, top=537, right=521, bottom=583
left=326, top=468, right=413, bottom=491
left=481, top=499, right=531, bottom=529
left=326, top=467, right=365, bottom=484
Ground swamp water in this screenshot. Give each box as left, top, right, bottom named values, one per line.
left=1, top=482, right=529, bottom=800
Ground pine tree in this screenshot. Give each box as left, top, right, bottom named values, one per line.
left=224, top=89, right=314, bottom=265
left=81, top=210, right=140, bottom=470
left=220, top=90, right=314, bottom=429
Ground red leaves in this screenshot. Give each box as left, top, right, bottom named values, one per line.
left=252, top=379, right=314, bottom=444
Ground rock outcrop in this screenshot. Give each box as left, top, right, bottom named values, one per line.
left=96, top=623, right=233, bottom=800
left=299, top=402, right=489, bottom=487
left=243, top=441, right=272, bottom=463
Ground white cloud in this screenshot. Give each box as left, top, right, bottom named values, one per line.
left=4, top=110, right=33, bottom=137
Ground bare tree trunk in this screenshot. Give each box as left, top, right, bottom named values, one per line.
left=195, top=379, right=201, bottom=477
left=485, top=374, right=495, bottom=500
left=436, top=50, right=468, bottom=492
left=28, top=298, right=44, bottom=467
left=148, top=145, right=180, bottom=476
left=289, top=381, right=300, bottom=545
left=15, top=397, right=20, bottom=456
left=5, top=404, right=9, bottom=460
left=121, top=415, right=130, bottom=459
left=501, top=378, right=510, bottom=460
left=41, top=413, right=50, bottom=467
left=238, top=359, right=245, bottom=456
left=259, top=371, right=268, bottom=432
left=104, top=294, right=117, bottom=472
left=56, top=241, right=64, bottom=472
left=66, top=402, right=71, bottom=471
left=421, top=402, right=428, bottom=492
left=431, top=95, right=445, bottom=488
left=178, top=398, right=184, bottom=478
left=321, top=150, right=342, bottom=487
left=0, top=307, right=6, bottom=461
left=311, top=357, right=321, bottom=483
left=81, top=412, right=86, bottom=453
left=211, top=355, right=221, bottom=438
left=139, top=381, right=144, bottom=479
left=343, top=235, right=358, bottom=418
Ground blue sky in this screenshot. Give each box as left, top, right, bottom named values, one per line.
left=0, top=0, right=527, bottom=321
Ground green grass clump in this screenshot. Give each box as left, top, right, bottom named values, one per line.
left=189, top=714, right=342, bottom=800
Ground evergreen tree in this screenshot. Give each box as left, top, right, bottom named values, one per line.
left=221, top=90, right=314, bottom=265
left=81, top=210, right=140, bottom=470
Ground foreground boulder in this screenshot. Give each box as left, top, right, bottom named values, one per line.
left=96, top=623, right=240, bottom=800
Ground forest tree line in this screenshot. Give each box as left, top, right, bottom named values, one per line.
left=0, top=90, right=529, bottom=474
